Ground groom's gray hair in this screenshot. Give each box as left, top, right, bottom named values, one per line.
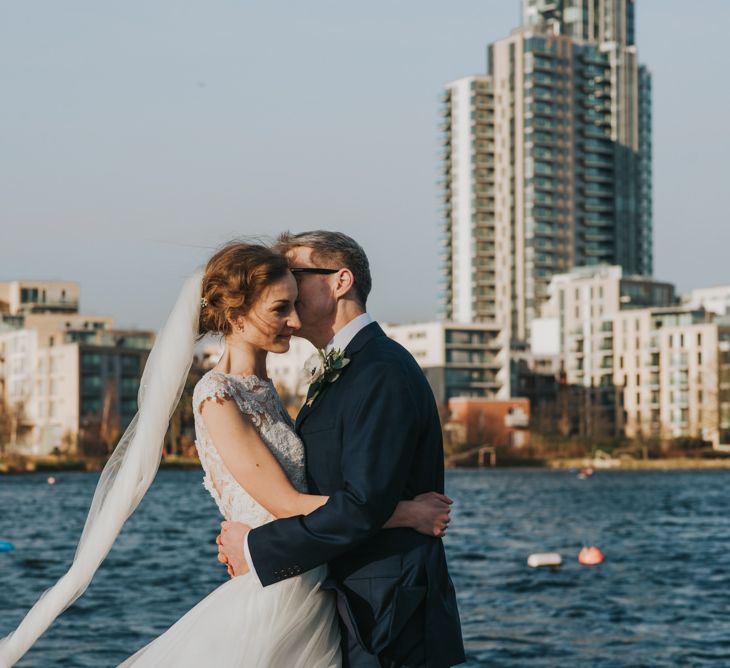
left=274, top=230, right=372, bottom=308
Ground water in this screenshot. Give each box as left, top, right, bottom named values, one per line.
left=1, top=469, right=729, bottom=667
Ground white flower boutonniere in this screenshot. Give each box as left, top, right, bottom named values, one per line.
left=303, top=348, right=350, bottom=407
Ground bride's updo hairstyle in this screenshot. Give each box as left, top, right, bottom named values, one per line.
left=199, top=242, right=290, bottom=337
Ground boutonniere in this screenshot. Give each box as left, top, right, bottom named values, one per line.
left=303, top=348, right=350, bottom=407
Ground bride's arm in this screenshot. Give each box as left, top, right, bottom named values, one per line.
left=202, top=397, right=451, bottom=535
left=383, top=492, right=452, bottom=537
left=201, top=397, right=327, bottom=519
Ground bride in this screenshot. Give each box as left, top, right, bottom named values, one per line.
left=0, top=242, right=451, bottom=667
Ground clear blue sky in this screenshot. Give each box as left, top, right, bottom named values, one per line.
left=1, top=1, right=727, bottom=329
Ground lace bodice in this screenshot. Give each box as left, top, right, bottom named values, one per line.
left=192, top=370, right=307, bottom=528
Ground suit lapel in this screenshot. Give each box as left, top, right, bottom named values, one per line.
left=295, top=383, right=317, bottom=431
left=295, top=322, right=385, bottom=432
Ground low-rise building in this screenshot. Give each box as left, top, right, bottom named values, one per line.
left=613, top=306, right=724, bottom=447
left=0, top=281, right=80, bottom=315
left=0, top=281, right=154, bottom=455
left=447, top=397, right=530, bottom=449
left=532, top=265, right=675, bottom=388
left=382, top=321, right=507, bottom=404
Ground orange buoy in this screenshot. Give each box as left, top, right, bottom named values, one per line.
left=578, top=546, right=605, bottom=566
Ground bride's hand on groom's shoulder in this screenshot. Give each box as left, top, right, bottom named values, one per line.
left=217, top=521, right=252, bottom=577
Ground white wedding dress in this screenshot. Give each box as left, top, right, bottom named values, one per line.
left=119, top=371, right=341, bottom=667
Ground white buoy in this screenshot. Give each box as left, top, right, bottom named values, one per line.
left=47, top=476, right=56, bottom=485
left=527, top=552, right=563, bottom=568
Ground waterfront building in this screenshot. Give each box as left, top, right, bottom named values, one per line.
left=0, top=281, right=154, bottom=455
left=527, top=265, right=672, bottom=439
left=533, top=265, right=674, bottom=388
left=718, top=318, right=730, bottom=448
left=440, top=0, right=652, bottom=352
left=612, top=306, right=728, bottom=448
left=382, top=321, right=506, bottom=403
left=36, top=330, right=154, bottom=454
left=447, top=397, right=530, bottom=449
left=0, top=281, right=80, bottom=315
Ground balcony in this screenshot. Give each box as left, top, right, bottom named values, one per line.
left=583, top=247, right=612, bottom=258
left=584, top=171, right=613, bottom=184
left=583, top=155, right=614, bottom=169
left=583, top=201, right=613, bottom=214
left=583, top=185, right=613, bottom=197
left=582, top=142, right=614, bottom=156
left=583, top=125, right=611, bottom=140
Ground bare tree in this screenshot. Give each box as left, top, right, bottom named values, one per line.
left=99, top=380, right=120, bottom=454
left=8, top=399, right=29, bottom=453
left=0, top=395, right=11, bottom=456
left=165, top=357, right=206, bottom=456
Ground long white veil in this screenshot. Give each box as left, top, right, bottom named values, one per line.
left=0, top=269, right=204, bottom=667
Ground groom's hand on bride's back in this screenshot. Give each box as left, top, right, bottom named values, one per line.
left=217, top=521, right=251, bottom=577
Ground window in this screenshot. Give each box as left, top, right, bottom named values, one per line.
left=81, top=376, right=102, bottom=398
left=120, top=377, right=139, bottom=397
left=81, top=398, right=101, bottom=415
left=82, top=353, right=102, bottom=371
left=121, top=355, right=140, bottom=376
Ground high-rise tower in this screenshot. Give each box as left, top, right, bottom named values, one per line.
left=440, top=0, right=652, bottom=348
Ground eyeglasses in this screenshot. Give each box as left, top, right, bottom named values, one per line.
left=290, top=267, right=339, bottom=275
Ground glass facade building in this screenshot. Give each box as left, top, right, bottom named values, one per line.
left=441, top=0, right=652, bottom=346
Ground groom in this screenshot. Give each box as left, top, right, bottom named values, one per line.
left=219, top=231, right=465, bottom=667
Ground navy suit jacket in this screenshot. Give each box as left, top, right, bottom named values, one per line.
left=248, top=323, right=464, bottom=667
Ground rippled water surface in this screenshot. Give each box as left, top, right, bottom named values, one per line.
left=2, top=469, right=729, bottom=667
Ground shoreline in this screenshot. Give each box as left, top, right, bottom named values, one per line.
left=0, top=455, right=202, bottom=475
left=3, top=454, right=730, bottom=474
left=544, top=456, right=730, bottom=470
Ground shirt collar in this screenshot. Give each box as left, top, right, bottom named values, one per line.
left=326, top=313, right=374, bottom=354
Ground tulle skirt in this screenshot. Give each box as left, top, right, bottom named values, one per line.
left=119, top=565, right=340, bottom=667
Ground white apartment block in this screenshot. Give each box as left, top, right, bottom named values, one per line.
left=613, top=307, right=726, bottom=447
left=383, top=321, right=506, bottom=403
left=533, top=265, right=674, bottom=387
left=0, top=280, right=153, bottom=454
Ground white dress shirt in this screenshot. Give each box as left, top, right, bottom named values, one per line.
left=243, top=312, right=375, bottom=582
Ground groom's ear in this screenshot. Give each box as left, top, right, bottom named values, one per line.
left=333, top=268, right=355, bottom=300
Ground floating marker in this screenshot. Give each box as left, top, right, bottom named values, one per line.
left=578, top=546, right=605, bottom=566
left=0, top=541, right=14, bottom=553
left=47, top=476, right=56, bottom=485
left=527, top=552, right=562, bottom=568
